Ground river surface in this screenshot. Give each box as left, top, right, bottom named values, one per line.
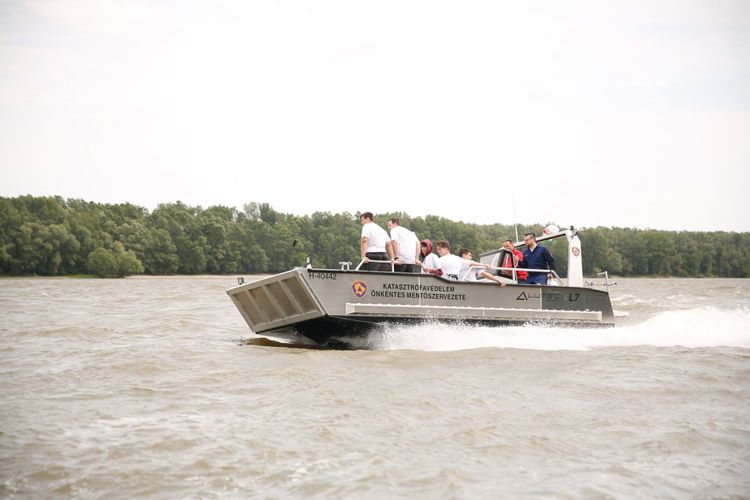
left=1, top=276, right=749, bottom=498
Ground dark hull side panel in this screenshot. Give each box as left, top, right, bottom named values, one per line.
left=290, top=314, right=613, bottom=345
left=291, top=316, right=379, bottom=345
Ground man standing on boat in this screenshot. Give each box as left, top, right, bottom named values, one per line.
left=360, top=212, right=394, bottom=271
left=387, top=217, right=421, bottom=273
left=521, top=233, right=555, bottom=285
left=500, top=240, right=528, bottom=282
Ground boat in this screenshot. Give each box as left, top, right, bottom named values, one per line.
left=227, top=226, right=615, bottom=346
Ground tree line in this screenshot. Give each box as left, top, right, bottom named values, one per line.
left=1, top=195, right=748, bottom=278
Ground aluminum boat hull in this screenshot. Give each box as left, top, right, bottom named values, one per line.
left=227, top=268, right=615, bottom=345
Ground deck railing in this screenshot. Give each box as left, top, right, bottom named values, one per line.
left=351, top=260, right=561, bottom=284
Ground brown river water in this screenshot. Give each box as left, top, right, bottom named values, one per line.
left=1, top=276, right=749, bottom=498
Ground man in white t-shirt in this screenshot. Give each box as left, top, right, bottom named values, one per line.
left=423, top=240, right=492, bottom=281
left=387, top=217, right=420, bottom=273
left=458, top=249, right=506, bottom=286
left=359, top=212, right=394, bottom=271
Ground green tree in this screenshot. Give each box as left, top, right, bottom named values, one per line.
left=141, top=228, right=180, bottom=274
left=2, top=195, right=750, bottom=278
left=87, top=248, right=117, bottom=277
left=114, top=248, right=145, bottom=276
left=86, top=243, right=144, bottom=277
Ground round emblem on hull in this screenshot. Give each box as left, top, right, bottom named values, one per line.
left=352, top=281, right=368, bottom=298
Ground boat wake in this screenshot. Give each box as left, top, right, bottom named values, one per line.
left=360, top=307, right=750, bottom=352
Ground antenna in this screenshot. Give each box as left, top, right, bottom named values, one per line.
left=512, top=191, right=519, bottom=242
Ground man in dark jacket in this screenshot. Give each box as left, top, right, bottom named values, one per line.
left=521, top=233, right=555, bottom=285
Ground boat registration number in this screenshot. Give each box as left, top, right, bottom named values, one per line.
left=309, top=272, right=338, bottom=280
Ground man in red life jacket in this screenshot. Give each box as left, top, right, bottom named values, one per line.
left=500, top=239, right=528, bottom=282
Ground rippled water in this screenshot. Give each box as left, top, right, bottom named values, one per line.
left=1, top=277, right=749, bottom=498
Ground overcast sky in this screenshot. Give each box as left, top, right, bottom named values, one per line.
left=1, top=0, right=748, bottom=231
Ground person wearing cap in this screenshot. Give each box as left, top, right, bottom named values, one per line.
left=387, top=217, right=421, bottom=273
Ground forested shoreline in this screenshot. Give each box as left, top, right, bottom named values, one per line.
left=1, top=195, right=748, bottom=278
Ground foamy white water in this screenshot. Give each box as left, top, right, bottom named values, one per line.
left=367, top=307, right=750, bottom=351
left=1, top=277, right=749, bottom=498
